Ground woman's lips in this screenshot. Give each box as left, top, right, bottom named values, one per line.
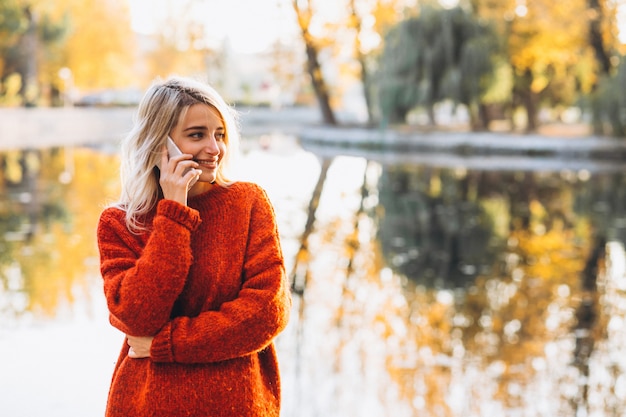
left=196, top=159, right=218, bottom=169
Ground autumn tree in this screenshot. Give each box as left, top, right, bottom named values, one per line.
left=348, top=0, right=375, bottom=124
left=584, top=0, right=624, bottom=136
left=347, top=0, right=414, bottom=124
left=378, top=6, right=498, bottom=128
left=508, top=1, right=593, bottom=131
left=0, top=0, right=67, bottom=106
left=290, top=0, right=415, bottom=125
left=470, top=0, right=621, bottom=132
left=138, top=0, right=222, bottom=86
left=58, top=0, right=136, bottom=91
left=590, top=58, right=626, bottom=136
left=292, top=0, right=337, bottom=125
left=0, top=0, right=136, bottom=105
left=587, top=0, right=616, bottom=76
left=267, top=38, right=304, bottom=107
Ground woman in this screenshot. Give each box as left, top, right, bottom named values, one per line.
left=97, top=76, right=291, bottom=416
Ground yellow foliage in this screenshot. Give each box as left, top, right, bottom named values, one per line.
left=508, top=0, right=604, bottom=93
left=0, top=73, right=23, bottom=106
left=371, top=0, right=405, bottom=36
left=474, top=0, right=615, bottom=105
left=50, top=0, right=136, bottom=90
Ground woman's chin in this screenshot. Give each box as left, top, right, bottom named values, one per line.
left=198, top=172, right=217, bottom=184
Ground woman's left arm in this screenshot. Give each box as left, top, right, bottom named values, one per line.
left=149, top=187, right=292, bottom=364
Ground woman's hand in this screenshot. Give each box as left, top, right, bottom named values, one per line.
left=158, top=146, right=201, bottom=205
left=127, top=335, right=155, bottom=359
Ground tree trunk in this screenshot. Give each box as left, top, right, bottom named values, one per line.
left=427, top=103, right=436, bottom=126
left=514, top=69, right=539, bottom=133
left=293, top=0, right=337, bottom=126
left=466, top=101, right=490, bottom=131
left=522, top=94, right=538, bottom=133
left=349, top=0, right=375, bottom=126
left=587, top=0, right=611, bottom=135
left=20, top=6, right=39, bottom=107
left=588, top=0, right=611, bottom=75
left=478, top=103, right=490, bottom=130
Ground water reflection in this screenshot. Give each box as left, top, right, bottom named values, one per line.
left=0, top=147, right=120, bottom=319
left=283, top=154, right=626, bottom=416
left=374, top=165, right=611, bottom=415
left=1, top=140, right=626, bottom=417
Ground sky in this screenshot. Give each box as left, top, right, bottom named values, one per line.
left=127, top=0, right=299, bottom=54
left=128, top=0, right=626, bottom=52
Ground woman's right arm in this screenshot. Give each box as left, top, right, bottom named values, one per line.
left=97, top=200, right=201, bottom=336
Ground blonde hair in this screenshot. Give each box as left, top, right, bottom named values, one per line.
left=116, top=76, right=240, bottom=232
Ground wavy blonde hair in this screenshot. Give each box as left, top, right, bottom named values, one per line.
left=116, top=76, right=240, bottom=232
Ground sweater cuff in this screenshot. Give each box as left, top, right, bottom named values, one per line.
left=156, top=199, right=201, bottom=231
left=151, top=323, right=175, bottom=363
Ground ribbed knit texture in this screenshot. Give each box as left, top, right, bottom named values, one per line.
left=97, top=182, right=291, bottom=417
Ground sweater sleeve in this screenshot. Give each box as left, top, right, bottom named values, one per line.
left=97, top=200, right=201, bottom=336
left=150, top=186, right=292, bottom=364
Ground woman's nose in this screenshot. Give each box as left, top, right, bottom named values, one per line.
left=204, top=137, right=220, bottom=154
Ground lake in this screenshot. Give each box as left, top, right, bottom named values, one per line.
left=0, top=131, right=625, bottom=417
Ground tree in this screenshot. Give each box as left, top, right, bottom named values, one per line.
left=347, top=0, right=413, bottom=125
left=508, top=1, right=591, bottom=131
left=289, top=0, right=415, bottom=125
left=138, top=0, right=222, bottom=86
left=348, top=0, right=375, bottom=124
left=378, top=6, right=497, bottom=128
left=585, top=0, right=623, bottom=135
left=292, top=0, right=337, bottom=125
left=0, top=0, right=136, bottom=105
left=267, top=38, right=303, bottom=107
left=470, top=0, right=621, bottom=132
left=587, top=0, right=614, bottom=76
left=0, top=0, right=67, bottom=106
left=59, top=0, right=136, bottom=91
left=590, top=57, right=626, bottom=137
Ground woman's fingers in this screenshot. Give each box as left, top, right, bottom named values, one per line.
left=127, top=335, right=154, bottom=359
left=159, top=153, right=200, bottom=203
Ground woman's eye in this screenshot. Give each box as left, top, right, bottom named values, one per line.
left=216, top=133, right=225, bottom=141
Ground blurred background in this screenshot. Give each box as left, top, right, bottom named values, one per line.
left=1, top=0, right=626, bottom=416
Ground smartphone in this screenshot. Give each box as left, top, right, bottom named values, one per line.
left=157, top=137, right=199, bottom=188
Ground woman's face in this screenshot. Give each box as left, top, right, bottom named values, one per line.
left=169, top=103, right=227, bottom=193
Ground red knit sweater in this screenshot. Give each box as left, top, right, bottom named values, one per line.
left=97, top=182, right=291, bottom=417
